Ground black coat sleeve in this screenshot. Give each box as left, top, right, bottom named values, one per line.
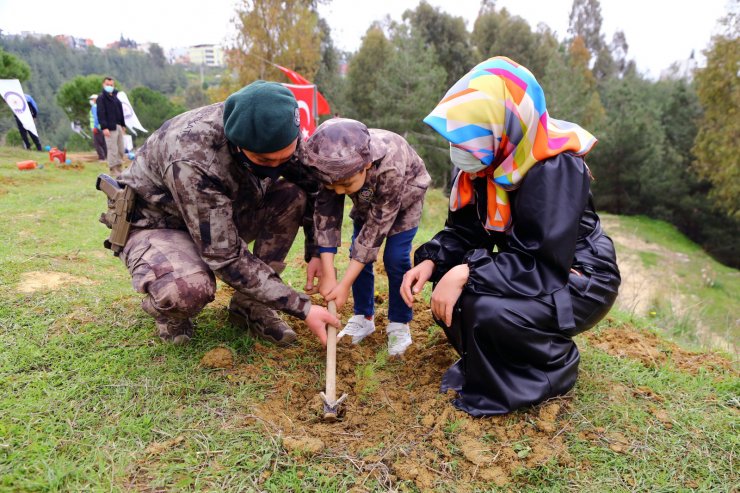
left=414, top=199, right=489, bottom=283
left=464, top=153, right=591, bottom=297
left=97, top=94, right=109, bottom=130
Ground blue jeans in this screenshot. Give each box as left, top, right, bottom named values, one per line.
left=351, top=223, right=417, bottom=324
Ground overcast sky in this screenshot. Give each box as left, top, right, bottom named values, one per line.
left=0, top=0, right=733, bottom=78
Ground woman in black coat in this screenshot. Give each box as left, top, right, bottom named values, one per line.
left=401, top=57, right=620, bottom=417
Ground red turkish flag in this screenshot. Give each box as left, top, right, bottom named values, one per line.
left=275, top=65, right=331, bottom=115
left=282, top=83, right=316, bottom=138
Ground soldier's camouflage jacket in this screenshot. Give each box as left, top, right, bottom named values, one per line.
left=109, top=103, right=319, bottom=319
left=313, top=129, right=431, bottom=264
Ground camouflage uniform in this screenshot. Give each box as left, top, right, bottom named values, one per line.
left=103, top=102, right=319, bottom=343
left=312, top=128, right=432, bottom=264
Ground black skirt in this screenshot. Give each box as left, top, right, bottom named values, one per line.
left=439, top=248, right=620, bottom=417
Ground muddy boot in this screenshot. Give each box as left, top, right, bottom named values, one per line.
left=228, top=297, right=296, bottom=346
left=155, top=317, right=194, bottom=345
left=141, top=296, right=194, bottom=345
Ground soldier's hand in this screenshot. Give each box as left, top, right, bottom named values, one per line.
left=103, top=129, right=111, bottom=137
left=305, top=305, right=340, bottom=346
left=304, top=257, right=322, bottom=294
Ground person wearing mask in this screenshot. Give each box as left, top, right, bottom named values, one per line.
left=98, top=81, right=339, bottom=347
left=401, top=57, right=621, bottom=416
left=96, top=76, right=127, bottom=177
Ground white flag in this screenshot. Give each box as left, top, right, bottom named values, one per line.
left=117, top=91, right=147, bottom=135
left=0, top=79, right=38, bottom=137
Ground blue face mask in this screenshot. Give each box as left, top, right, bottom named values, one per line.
left=104, top=85, right=115, bottom=94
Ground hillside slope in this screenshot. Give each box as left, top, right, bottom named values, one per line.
left=602, top=215, right=738, bottom=353
left=0, top=148, right=737, bottom=492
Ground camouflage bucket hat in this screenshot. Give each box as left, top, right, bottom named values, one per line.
left=302, top=118, right=382, bottom=183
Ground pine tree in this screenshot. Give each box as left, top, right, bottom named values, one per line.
left=692, top=11, right=740, bottom=218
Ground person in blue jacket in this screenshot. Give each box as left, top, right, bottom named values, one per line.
left=14, top=94, right=42, bottom=151
left=89, top=94, right=107, bottom=160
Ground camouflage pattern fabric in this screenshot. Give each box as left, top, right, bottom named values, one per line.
left=302, top=118, right=382, bottom=183
left=312, top=128, right=431, bottom=264
left=109, top=103, right=318, bottom=320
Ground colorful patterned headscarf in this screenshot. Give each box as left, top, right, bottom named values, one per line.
left=423, top=56, right=597, bottom=231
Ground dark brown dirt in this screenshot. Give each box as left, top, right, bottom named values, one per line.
left=206, top=290, right=734, bottom=490
left=225, top=299, right=575, bottom=490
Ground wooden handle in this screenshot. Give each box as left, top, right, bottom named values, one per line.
left=325, top=301, right=339, bottom=403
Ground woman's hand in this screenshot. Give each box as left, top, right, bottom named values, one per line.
left=304, top=257, right=322, bottom=294
left=431, top=264, right=469, bottom=326
left=400, top=260, right=435, bottom=307
left=325, top=282, right=351, bottom=310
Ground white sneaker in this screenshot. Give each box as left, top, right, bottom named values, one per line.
left=337, top=315, right=375, bottom=344
left=387, top=322, right=412, bottom=356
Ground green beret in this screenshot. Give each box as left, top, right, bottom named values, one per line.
left=223, top=81, right=300, bottom=153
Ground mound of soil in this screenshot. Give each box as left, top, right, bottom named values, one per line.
left=585, top=325, right=736, bottom=375
left=226, top=300, right=575, bottom=490
left=200, top=347, right=234, bottom=369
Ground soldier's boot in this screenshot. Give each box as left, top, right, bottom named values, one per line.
left=155, top=317, right=194, bottom=345
left=228, top=296, right=297, bottom=346
left=142, top=296, right=194, bottom=345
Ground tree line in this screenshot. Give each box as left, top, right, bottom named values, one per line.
left=226, top=0, right=737, bottom=267
left=0, top=0, right=737, bottom=267
left=0, top=35, right=210, bottom=148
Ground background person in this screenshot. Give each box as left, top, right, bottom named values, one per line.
left=89, top=94, right=107, bottom=161
left=14, top=93, right=42, bottom=151
left=97, top=76, right=126, bottom=177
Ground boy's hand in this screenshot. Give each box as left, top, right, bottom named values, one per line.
left=304, top=305, right=341, bottom=346
left=401, top=259, right=435, bottom=307
left=318, top=267, right=338, bottom=298
left=304, top=257, right=322, bottom=294
left=325, top=282, right=351, bottom=310
left=318, top=252, right=338, bottom=297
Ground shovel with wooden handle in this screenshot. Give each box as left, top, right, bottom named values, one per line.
left=320, top=300, right=348, bottom=421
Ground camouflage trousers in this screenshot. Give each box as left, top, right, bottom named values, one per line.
left=119, top=180, right=307, bottom=322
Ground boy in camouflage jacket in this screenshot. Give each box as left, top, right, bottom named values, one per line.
left=302, top=119, right=431, bottom=356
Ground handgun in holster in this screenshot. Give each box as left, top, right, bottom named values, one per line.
left=96, top=174, right=136, bottom=256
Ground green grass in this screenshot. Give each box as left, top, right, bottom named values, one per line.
left=0, top=147, right=737, bottom=492
left=603, top=213, right=739, bottom=351
left=615, top=215, right=702, bottom=255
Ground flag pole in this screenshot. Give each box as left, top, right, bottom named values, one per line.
left=313, top=84, right=319, bottom=129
